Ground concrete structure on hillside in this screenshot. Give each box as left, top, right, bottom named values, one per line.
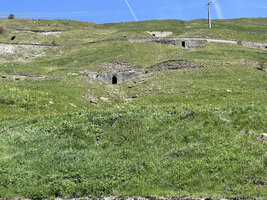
left=85, top=60, right=204, bottom=84
left=128, top=37, right=267, bottom=49
left=87, top=69, right=146, bottom=84
left=128, top=38, right=208, bottom=48
left=98, top=69, right=145, bottom=84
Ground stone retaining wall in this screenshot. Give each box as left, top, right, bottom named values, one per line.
left=238, top=41, right=267, bottom=50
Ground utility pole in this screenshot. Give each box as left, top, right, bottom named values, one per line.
left=206, top=2, right=215, bottom=28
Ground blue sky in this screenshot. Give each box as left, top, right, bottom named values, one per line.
left=0, top=0, right=267, bottom=23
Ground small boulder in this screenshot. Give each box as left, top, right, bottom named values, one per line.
left=260, top=133, right=267, bottom=141
left=100, top=97, right=110, bottom=103
left=240, top=130, right=253, bottom=135
left=128, top=85, right=135, bottom=88
left=90, top=99, right=98, bottom=104
left=253, top=180, right=267, bottom=185
left=132, top=94, right=139, bottom=98
left=257, top=64, right=266, bottom=72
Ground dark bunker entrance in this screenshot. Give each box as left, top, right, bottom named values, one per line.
left=182, top=41, right=186, bottom=48
left=112, top=76, right=118, bottom=84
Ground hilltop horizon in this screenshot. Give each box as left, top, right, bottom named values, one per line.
left=0, top=16, right=267, bottom=25
left=1, top=0, right=267, bottom=23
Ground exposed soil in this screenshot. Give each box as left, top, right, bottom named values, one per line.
left=148, top=60, right=200, bottom=69
left=0, top=42, right=62, bottom=47
left=97, top=60, right=142, bottom=72
left=13, top=29, right=64, bottom=35
left=0, top=43, right=62, bottom=62
left=0, top=73, right=54, bottom=78
left=146, top=31, right=173, bottom=37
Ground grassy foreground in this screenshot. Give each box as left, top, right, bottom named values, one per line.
left=0, top=106, right=266, bottom=199
left=0, top=65, right=266, bottom=199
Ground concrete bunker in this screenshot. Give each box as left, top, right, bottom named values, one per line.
left=237, top=41, right=267, bottom=50
left=86, top=69, right=145, bottom=84
left=85, top=60, right=205, bottom=84
left=128, top=38, right=208, bottom=48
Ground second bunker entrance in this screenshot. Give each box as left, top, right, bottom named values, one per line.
left=112, top=76, right=118, bottom=84
left=182, top=41, right=186, bottom=47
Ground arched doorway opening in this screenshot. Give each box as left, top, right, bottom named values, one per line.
left=112, top=76, right=118, bottom=84
left=182, top=41, right=186, bottom=48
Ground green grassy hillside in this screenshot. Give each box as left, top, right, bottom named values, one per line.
left=101, top=18, right=267, bottom=42
left=1, top=18, right=267, bottom=45
left=0, top=17, right=266, bottom=199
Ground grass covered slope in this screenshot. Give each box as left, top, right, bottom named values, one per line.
left=0, top=18, right=267, bottom=45
left=0, top=106, right=266, bottom=199
left=1, top=65, right=266, bottom=119
left=96, top=18, right=267, bottom=43
left=0, top=17, right=267, bottom=199
left=0, top=65, right=266, bottom=199
left=0, top=41, right=266, bottom=75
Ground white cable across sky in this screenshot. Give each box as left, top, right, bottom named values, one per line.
left=124, top=0, right=138, bottom=21
left=214, top=0, right=224, bottom=19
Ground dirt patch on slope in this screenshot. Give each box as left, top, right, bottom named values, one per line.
left=97, top=60, right=141, bottom=72
left=146, top=31, right=173, bottom=37
left=13, top=29, right=63, bottom=35
left=0, top=73, right=53, bottom=79
left=149, top=60, right=199, bottom=69
left=0, top=43, right=63, bottom=62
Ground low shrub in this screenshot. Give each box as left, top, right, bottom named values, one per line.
left=8, top=14, right=15, bottom=19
